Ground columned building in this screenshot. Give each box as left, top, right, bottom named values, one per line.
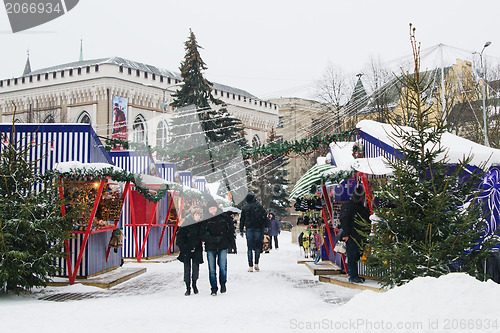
left=0, top=57, right=278, bottom=151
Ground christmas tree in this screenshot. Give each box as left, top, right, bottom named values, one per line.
left=167, top=30, right=250, bottom=205
left=0, top=127, right=71, bottom=293
left=364, top=26, right=499, bottom=287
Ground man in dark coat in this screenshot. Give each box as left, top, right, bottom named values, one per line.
left=240, top=193, right=268, bottom=272
left=340, top=186, right=370, bottom=283
left=176, top=207, right=204, bottom=296
left=200, top=197, right=236, bottom=296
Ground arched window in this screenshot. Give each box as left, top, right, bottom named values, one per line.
left=77, top=111, right=91, bottom=124
left=252, top=134, right=261, bottom=147
left=133, top=115, right=147, bottom=144
left=43, top=115, right=55, bottom=123
left=156, top=120, right=168, bottom=148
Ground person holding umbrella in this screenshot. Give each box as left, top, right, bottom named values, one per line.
left=176, top=206, right=204, bottom=296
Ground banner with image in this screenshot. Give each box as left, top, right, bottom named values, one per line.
left=112, top=96, right=127, bottom=149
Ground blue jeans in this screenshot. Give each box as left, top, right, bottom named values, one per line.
left=206, top=249, right=227, bottom=292
left=346, top=238, right=361, bottom=279
left=246, top=228, right=263, bottom=267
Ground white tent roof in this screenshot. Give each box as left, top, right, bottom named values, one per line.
left=357, top=119, right=500, bottom=168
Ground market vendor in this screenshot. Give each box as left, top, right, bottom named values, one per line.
left=340, top=186, right=370, bottom=283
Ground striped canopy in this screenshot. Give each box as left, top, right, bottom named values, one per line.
left=289, top=163, right=339, bottom=200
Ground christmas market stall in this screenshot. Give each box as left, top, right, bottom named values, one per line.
left=356, top=119, right=500, bottom=249
left=55, top=161, right=130, bottom=285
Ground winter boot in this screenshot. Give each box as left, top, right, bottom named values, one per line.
left=192, top=280, right=199, bottom=294
left=184, top=282, right=191, bottom=296
left=220, top=284, right=226, bottom=293
left=211, top=288, right=217, bottom=296
left=254, top=264, right=260, bottom=271
left=248, top=266, right=253, bottom=272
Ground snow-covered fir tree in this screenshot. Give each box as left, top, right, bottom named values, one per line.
left=0, top=128, right=71, bottom=293
left=167, top=29, right=249, bottom=184
left=364, top=26, right=500, bottom=287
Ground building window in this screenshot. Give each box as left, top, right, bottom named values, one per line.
left=252, top=135, right=261, bottom=147
left=43, top=115, right=55, bottom=123
left=160, top=76, right=164, bottom=82
left=227, top=92, right=230, bottom=98
left=152, top=74, right=156, bottom=81
left=238, top=95, right=241, bottom=101
left=78, top=68, right=82, bottom=75
left=144, top=72, right=148, bottom=79
left=77, top=111, right=91, bottom=124
left=128, top=68, right=132, bottom=75
left=156, top=120, right=168, bottom=148
left=133, top=115, right=146, bottom=143
left=14, top=78, right=18, bottom=85
left=136, top=70, right=140, bottom=77
left=53, top=72, right=57, bottom=79
left=69, top=69, right=73, bottom=76
left=167, top=77, right=171, bottom=84
left=95, top=65, right=99, bottom=72
left=119, top=66, right=123, bottom=73
left=45, top=73, right=49, bottom=80
left=29, top=76, right=33, bottom=82
left=7, top=79, right=10, bottom=86
left=0, top=81, right=2, bottom=87
left=278, top=116, right=284, bottom=128
left=86, top=66, right=90, bottom=73
left=22, top=77, right=25, bottom=84
left=233, top=94, right=235, bottom=99
left=60, top=70, right=64, bottom=78
left=37, top=74, right=41, bottom=81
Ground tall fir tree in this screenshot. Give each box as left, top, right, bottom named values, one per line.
left=167, top=30, right=250, bottom=204
left=252, top=128, right=291, bottom=215
left=0, top=128, right=72, bottom=292
left=364, top=25, right=499, bottom=287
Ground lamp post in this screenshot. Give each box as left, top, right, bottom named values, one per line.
left=477, top=41, right=491, bottom=146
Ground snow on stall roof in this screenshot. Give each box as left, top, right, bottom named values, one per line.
left=328, top=141, right=393, bottom=176
left=54, top=161, right=123, bottom=173
left=357, top=119, right=500, bottom=168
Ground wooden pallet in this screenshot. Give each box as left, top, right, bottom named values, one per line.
left=304, top=261, right=343, bottom=276
left=319, top=274, right=387, bottom=293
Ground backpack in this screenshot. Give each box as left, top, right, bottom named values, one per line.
left=251, top=204, right=269, bottom=229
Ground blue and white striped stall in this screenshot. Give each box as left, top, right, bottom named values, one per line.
left=178, top=171, right=192, bottom=188
left=193, top=176, right=207, bottom=192
left=0, top=124, right=121, bottom=280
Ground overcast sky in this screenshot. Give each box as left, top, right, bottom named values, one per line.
left=1, top=0, right=499, bottom=100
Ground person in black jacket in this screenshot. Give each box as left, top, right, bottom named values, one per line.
left=340, top=186, right=370, bottom=283
left=240, top=193, right=268, bottom=272
left=176, top=207, right=204, bottom=296
left=200, top=197, right=236, bottom=296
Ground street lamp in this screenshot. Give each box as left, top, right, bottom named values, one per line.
left=475, top=41, right=491, bottom=147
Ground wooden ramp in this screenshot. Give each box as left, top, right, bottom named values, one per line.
left=47, top=267, right=147, bottom=289
left=297, top=258, right=315, bottom=264
left=319, top=274, right=387, bottom=293
left=304, top=260, right=343, bottom=276
left=80, top=267, right=146, bottom=289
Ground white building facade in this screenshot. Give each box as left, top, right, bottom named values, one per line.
left=0, top=57, right=278, bottom=151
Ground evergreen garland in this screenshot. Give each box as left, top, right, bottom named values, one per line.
left=104, top=128, right=359, bottom=161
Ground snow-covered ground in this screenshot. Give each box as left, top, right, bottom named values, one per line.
left=1, top=232, right=499, bottom=333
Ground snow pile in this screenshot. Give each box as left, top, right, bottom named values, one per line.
left=326, top=273, right=500, bottom=332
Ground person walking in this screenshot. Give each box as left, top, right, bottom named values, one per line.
left=340, top=186, right=370, bottom=283
left=176, top=207, right=204, bottom=296
left=268, top=212, right=280, bottom=250
left=200, top=197, right=236, bottom=296
left=240, top=193, right=268, bottom=272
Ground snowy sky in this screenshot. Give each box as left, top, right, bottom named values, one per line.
left=1, top=0, right=500, bottom=100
